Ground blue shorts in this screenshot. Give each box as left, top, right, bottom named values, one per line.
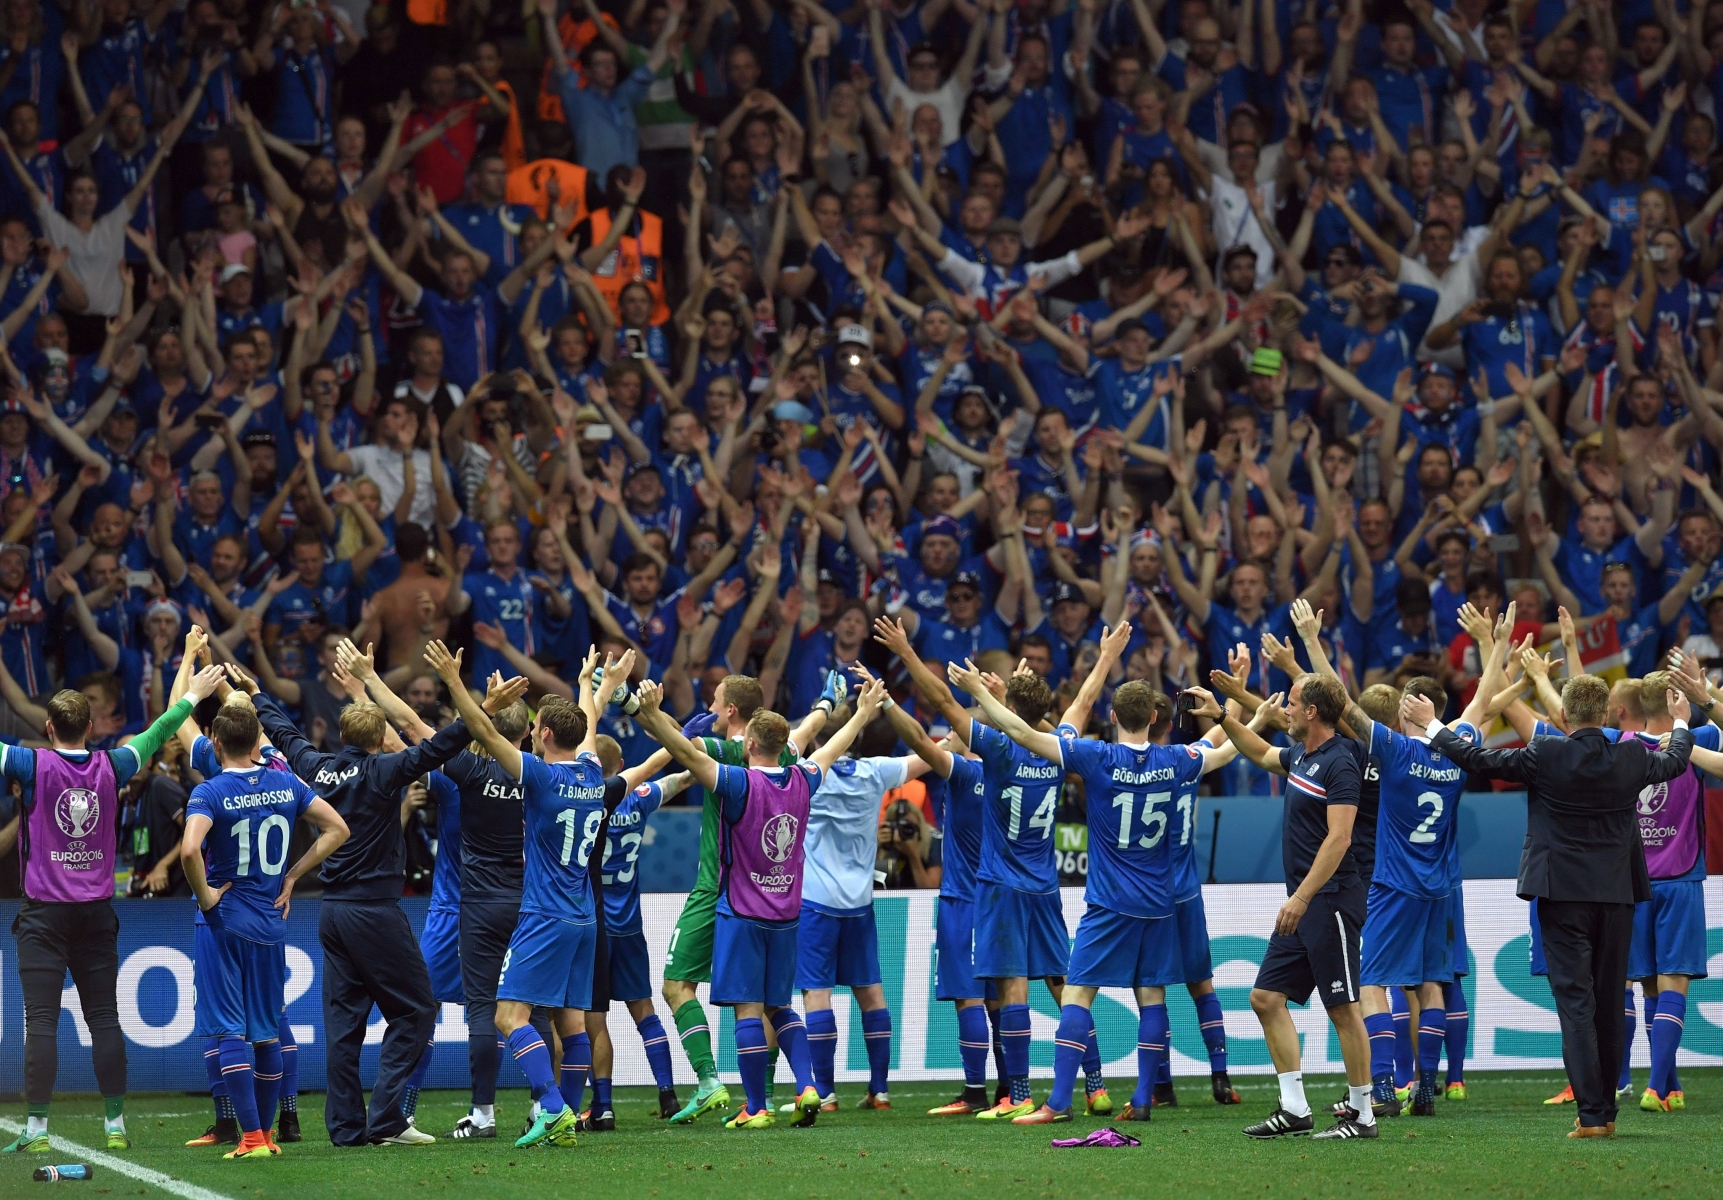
left=1629, top=878, right=1709, bottom=980
left=1067, top=904, right=1183, bottom=989
left=606, top=929, right=653, bottom=1003
left=973, top=881, right=1069, bottom=981
left=711, top=910, right=799, bottom=1007
left=1174, top=892, right=1214, bottom=983
left=193, top=923, right=286, bottom=1042
left=498, top=913, right=596, bottom=1010
left=1449, top=886, right=1470, bottom=978
left=1528, top=897, right=1547, bottom=977
left=421, top=904, right=463, bottom=1004
left=1360, top=883, right=1454, bottom=987
left=935, top=896, right=982, bottom=1001
left=795, top=905, right=882, bottom=991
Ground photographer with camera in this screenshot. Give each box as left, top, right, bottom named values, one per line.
left=877, top=794, right=942, bottom=890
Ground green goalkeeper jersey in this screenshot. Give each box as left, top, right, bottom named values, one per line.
left=692, top=735, right=799, bottom=893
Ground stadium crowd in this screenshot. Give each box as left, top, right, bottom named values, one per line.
left=0, top=0, right=1718, bottom=892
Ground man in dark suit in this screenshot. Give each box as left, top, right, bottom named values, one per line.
left=1403, top=674, right=1694, bottom=1137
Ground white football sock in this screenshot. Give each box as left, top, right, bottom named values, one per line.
left=470, top=1105, right=494, bottom=1126
left=1277, top=1071, right=1310, bottom=1117
left=104, top=1115, right=125, bottom=1134
left=26, top=1116, right=47, bottom=1137
left=1349, top=1084, right=1376, bottom=1125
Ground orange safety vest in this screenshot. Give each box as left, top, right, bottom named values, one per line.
left=493, top=78, right=526, bottom=172
left=537, top=14, right=620, bottom=124
left=587, top=207, right=668, bottom=325
left=506, top=159, right=589, bottom=234
left=407, top=0, right=446, bottom=25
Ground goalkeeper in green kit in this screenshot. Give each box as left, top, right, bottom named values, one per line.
left=659, top=670, right=845, bottom=1123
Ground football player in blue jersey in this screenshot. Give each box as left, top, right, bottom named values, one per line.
left=180, top=698, right=350, bottom=1160
left=426, top=639, right=615, bottom=1149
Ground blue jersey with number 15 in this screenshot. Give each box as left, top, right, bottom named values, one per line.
left=970, top=719, right=1063, bottom=895
left=519, top=751, right=608, bottom=924
left=1367, top=720, right=1478, bottom=898
left=1057, top=725, right=1207, bottom=918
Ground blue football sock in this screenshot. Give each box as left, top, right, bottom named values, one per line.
left=735, top=1017, right=769, bottom=1115
left=806, top=1008, right=839, bottom=1097
left=1651, top=992, right=1687, bottom=1097
left=1083, top=1026, right=1104, bottom=1094
left=219, top=1036, right=260, bottom=1134
left=988, top=1006, right=1007, bottom=1090
left=769, top=1009, right=813, bottom=1094
left=403, top=1039, right=433, bottom=1120
left=505, top=1027, right=564, bottom=1114
left=1136, top=1004, right=1169, bottom=1108
left=561, top=1033, right=590, bottom=1115
left=276, top=1015, right=298, bottom=1112
left=1154, top=1040, right=1172, bottom=1087
left=252, top=1041, right=283, bottom=1135
left=1365, top=1011, right=1397, bottom=1097
left=1000, top=1004, right=1031, bottom=1103
left=956, top=1006, right=991, bottom=1087
left=1047, top=1005, right=1089, bottom=1113
left=204, top=1037, right=235, bottom=1122
left=636, top=1014, right=676, bottom=1092
left=1416, top=1003, right=1446, bottom=1091
left=592, top=1077, right=613, bottom=1113
left=1442, top=982, right=1468, bottom=1085
left=1194, top=990, right=1228, bottom=1073
left=1621, top=988, right=1636, bottom=1091
left=861, top=1007, right=892, bottom=1095
left=1389, top=989, right=1413, bottom=1087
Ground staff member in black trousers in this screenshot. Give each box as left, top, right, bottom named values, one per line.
left=238, top=668, right=474, bottom=1146
left=1408, top=674, right=1694, bottom=1138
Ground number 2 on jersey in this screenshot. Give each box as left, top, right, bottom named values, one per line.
left=1003, top=785, right=1056, bottom=840
left=1409, top=791, right=1444, bottom=843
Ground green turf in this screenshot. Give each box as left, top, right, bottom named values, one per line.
left=7, top=1071, right=1722, bottom=1199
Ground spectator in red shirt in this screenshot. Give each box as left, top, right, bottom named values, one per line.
left=404, top=64, right=478, bottom=206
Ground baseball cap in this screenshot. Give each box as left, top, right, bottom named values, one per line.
left=1422, top=362, right=1458, bottom=382
left=219, top=263, right=251, bottom=284
left=1052, top=581, right=1087, bottom=606
left=1249, top=347, right=1284, bottom=376
left=836, top=323, right=873, bottom=348
left=986, top=217, right=1022, bottom=237
left=922, top=514, right=962, bottom=543
left=772, top=399, right=815, bottom=425
left=950, top=569, right=983, bottom=592
left=0, top=541, right=26, bottom=560
left=241, top=430, right=275, bottom=449
left=1115, top=318, right=1150, bottom=339
left=817, top=567, right=838, bottom=585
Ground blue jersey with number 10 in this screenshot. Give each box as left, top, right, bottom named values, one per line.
left=970, top=720, right=1063, bottom=894
left=186, top=766, right=316, bottom=944
left=1058, top=725, right=1207, bottom=918
left=519, top=751, right=608, bottom=924
left=1367, top=720, right=1478, bottom=898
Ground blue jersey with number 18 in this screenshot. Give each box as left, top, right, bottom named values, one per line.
left=1057, top=725, right=1208, bottom=918
left=519, top=751, right=608, bottom=924
left=970, top=719, right=1063, bottom=894
left=1367, top=720, right=1478, bottom=898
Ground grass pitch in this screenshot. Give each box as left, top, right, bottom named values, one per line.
left=7, top=1070, right=1721, bottom=1200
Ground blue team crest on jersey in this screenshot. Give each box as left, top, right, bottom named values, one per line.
left=1307, top=763, right=1318, bottom=775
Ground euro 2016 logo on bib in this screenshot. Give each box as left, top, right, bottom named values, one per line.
left=1638, top=783, right=1669, bottom=816
left=761, top=813, right=798, bottom=863
left=55, top=787, right=100, bottom=839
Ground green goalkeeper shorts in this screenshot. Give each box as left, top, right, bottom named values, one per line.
left=664, top=888, right=719, bottom=984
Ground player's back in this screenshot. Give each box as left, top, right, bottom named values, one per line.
left=939, top=755, right=987, bottom=903
left=1060, top=729, right=1206, bottom=918
left=1167, top=755, right=1203, bottom=901
left=807, top=756, right=909, bottom=909
left=600, top=780, right=663, bottom=932
left=970, top=720, right=1062, bottom=894
left=427, top=771, right=462, bottom=909
left=518, top=751, right=609, bottom=923
left=1370, top=721, right=1476, bottom=898
left=189, top=765, right=315, bottom=943
left=443, top=749, right=526, bottom=901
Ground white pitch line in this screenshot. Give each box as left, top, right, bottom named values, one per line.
left=0, top=1119, right=237, bottom=1200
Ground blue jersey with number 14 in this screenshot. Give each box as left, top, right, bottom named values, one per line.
left=970, top=719, right=1063, bottom=894
left=1057, top=725, right=1207, bottom=918
left=1367, top=720, right=1478, bottom=898
left=519, top=751, right=608, bottom=924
